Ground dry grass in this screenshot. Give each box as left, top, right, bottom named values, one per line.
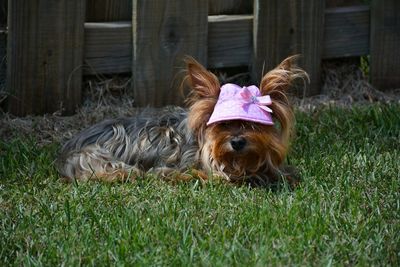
left=0, top=77, right=137, bottom=146
left=293, top=59, right=400, bottom=111
left=0, top=60, right=399, bottom=145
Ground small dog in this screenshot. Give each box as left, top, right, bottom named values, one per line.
left=57, top=56, right=307, bottom=185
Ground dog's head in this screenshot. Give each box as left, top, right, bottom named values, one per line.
left=184, top=56, right=307, bottom=178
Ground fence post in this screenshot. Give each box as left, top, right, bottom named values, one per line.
left=370, top=0, right=400, bottom=90
left=132, top=0, right=208, bottom=107
left=0, top=0, right=6, bottom=92
left=6, top=0, right=85, bottom=116
left=252, top=0, right=325, bottom=96
left=86, top=0, right=132, bottom=22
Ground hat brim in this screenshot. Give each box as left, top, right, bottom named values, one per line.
left=207, top=100, right=274, bottom=126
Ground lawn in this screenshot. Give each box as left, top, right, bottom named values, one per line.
left=1, top=104, right=399, bottom=266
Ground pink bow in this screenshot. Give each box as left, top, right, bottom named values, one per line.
left=240, top=87, right=273, bottom=113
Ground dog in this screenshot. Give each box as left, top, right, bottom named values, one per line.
left=57, top=56, right=307, bottom=186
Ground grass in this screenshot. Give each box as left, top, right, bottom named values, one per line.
left=1, top=104, right=399, bottom=266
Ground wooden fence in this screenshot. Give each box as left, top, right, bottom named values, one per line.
left=0, top=0, right=6, bottom=94
left=2, top=0, right=400, bottom=115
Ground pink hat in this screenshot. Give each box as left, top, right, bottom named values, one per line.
left=207, top=83, right=274, bottom=126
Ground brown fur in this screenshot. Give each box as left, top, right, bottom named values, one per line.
left=184, top=56, right=307, bottom=182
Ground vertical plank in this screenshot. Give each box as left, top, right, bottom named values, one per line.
left=0, top=0, right=6, bottom=25
left=0, top=31, right=5, bottom=90
left=132, top=0, right=208, bottom=107
left=252, top=0, right=293, bottom=83
left=252, top=0, right=325, bottom=96
left=293, top=0, right=325, bottom=96
left=370, top=0, right=400, bottom=90
left=7, top=0, right=85, bottom=115
left=86, top=0, right=132, bottom=22
left=0, top=0, right=6, bottom=91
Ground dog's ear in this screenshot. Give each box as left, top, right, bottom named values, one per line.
left=259, top=56, right=308, bottom=148
left=184, top=57, right=220, bottom=100
left=259, top=55, right=308, bottom=97
left=184, top=57, right=220, bottom=133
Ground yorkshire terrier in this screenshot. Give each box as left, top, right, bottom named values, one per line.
left=57, top=56, right=307, bottom=186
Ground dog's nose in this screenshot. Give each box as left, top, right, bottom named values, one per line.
left=230, top=137, right=247, bottom=151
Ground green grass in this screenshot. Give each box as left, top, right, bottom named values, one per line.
left=1, top=104, right=399, bottom=266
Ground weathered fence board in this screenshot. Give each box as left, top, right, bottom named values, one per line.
left=7, top=0, right=85, bottom=115
left=0, top=0, right=6, bottom=90
left=370, top=0, right=400, bottom=90
left=208, top=15, right=252, bottom=68
left=0, top=0, right=6, bottom=25
left=252, top=0, right=325, bottom=96
left=294, top=0, right=325, bottom=96
left=323, top=5, right=370, bottom=58
left=84, top=22, right=132, bottom=75
left=252, top=0, right=292, bottom=83
left=0, top=30, right=5, bottom=87
left=132, top=0, right=208, bottom=107
left=84, top=7, right=371, bottom=76
left=84, top=15, right=253, bottom=74
left=86, top=0, right=131, bottom=22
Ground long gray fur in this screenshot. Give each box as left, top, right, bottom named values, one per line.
left=57, top=106, right=199, bottom=180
